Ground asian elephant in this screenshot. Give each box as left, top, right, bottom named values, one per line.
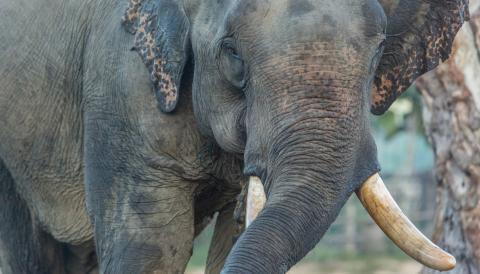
left=0, top=0, right=468, bottom=273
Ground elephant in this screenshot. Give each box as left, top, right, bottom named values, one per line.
left=0, top=0, right=468, bottom=273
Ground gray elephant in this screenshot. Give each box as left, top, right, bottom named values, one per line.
left=0, top=0, right=468, bottom=273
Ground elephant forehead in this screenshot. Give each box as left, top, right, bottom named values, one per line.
left=287, top=0, right=315, bottom=17
left=234, top=0, right=383, bottom=42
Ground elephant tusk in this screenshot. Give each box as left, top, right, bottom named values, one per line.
left=244, top=174, right=455, bottom=271
left=356, top=173, right=456, bottom=271
left=246, top=176, right=267, bottom=227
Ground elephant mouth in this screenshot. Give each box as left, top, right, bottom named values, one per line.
left=245, top=173, right=456, bottom=272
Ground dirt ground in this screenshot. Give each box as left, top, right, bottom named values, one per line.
left=186, top=259, right=423, bottom=274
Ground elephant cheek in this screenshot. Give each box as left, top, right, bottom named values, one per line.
left=210, top=113, right=246, bottom=154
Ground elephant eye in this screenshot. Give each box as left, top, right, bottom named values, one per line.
left=226, top=46, right=240, bottom=59
left=220, top=41, right=246, bottom=90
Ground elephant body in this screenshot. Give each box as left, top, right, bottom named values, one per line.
left=0, top=0, right=467, bottom=273
left=0, top=0, right=242, bottom=273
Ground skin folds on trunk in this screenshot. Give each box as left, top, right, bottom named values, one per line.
left=222, top=124, right=365, bottom=273
left=223, top=184, right=351, bottom=273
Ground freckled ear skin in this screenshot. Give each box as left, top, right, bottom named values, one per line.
left=122, top=0, right=190, bottom=113
left=372, top=0, right=469, bottom=115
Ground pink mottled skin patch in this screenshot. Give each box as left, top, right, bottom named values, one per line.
left=121, top=0, right=179, bottom=111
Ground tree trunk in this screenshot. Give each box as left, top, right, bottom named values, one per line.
left=417, top=1, right=480, bottom=273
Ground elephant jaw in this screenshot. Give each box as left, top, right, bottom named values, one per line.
left=245, top=173, right=456, bottom=272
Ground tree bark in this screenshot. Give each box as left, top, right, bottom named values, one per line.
left=417, top=1, right=480, bottom=273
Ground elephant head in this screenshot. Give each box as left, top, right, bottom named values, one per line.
left=123, top=0, right=468, bottom=272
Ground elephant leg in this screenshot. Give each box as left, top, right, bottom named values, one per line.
left=0, top=159, right=65, bottom=274
left=206, top=204, right=239, bottom=274
left=89, top=181, right=195, bottom=274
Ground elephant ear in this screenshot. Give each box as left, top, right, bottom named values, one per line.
left=122, top=0, right=190, bottom=113
left=371, top=0, right=469, bottom=115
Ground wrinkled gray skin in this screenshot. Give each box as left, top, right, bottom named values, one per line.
left=0, top=0, right=464, bottom=273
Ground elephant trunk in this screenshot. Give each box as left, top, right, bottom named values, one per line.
left=222, top=143, right=356, bottom=273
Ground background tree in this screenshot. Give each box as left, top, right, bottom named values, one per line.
left=417, top=1, right=480, bottom=273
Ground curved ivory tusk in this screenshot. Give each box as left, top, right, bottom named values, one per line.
left=246, top=176, right=267, bottom=227
left=356, top=173, right=456, bottom=271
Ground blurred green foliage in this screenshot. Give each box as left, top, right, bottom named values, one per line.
left=372, top=86, right=425, bottom=139
left=188, top=223, right=215, bottom=267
